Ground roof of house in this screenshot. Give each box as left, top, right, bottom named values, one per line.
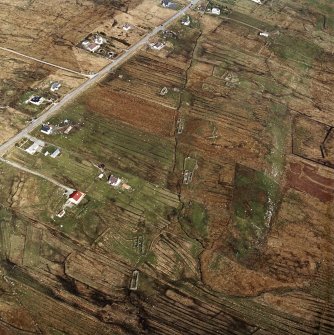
left=31, top=96, right=41, bottom=102
left=50, top=148, right=61, bottom=158
left=86, top=43, right=100, bottom=52
left=108, top=175, right=119, bottom=184
left=123, top=23, right=132, bottom=30
left=41, top=125, right=51, bottom=132
left=51, top=82, right=61, bottom=89
left=69, top=191, right=84, bottom=201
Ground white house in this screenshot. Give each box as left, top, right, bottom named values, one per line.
left=25, top=140, right=45, bottom=155
left=161, top=0, right=171, bottom=7
left=41, top=124, right=53, bottom=135
left=181, top=16, right=191, bottom=26
left=94, top=35, right=106, bottom=45
left=86, top=43, right=100, bottom=53
left=150, top=42, right=165, bottom=50
left=259, top=31, right=269, bottom=37
left=123, top=23, right=132, bottom=31
left=212, top=7, right=221, bottom=15
left=108, top=175, right=122, bottom=187
left=50, top=148, right=61, bottom=158
left=29, top=96, right=44, bottom=106
left=251, top=0, right=262, bottom=4
left=50, top=82, right=61, bottom=92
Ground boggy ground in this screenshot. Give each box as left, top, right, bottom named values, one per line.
left=1, top=0, right=334, bottom=334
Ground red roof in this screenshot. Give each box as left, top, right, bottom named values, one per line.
left=69, top=191, right=84, bottom=201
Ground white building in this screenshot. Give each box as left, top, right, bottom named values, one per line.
left=150, top=42, right=165, bottom=50
left=50, top=148, right=61, bottom=158
left=123, top=23, right=132, bottom=31
left=212, top=7, right=221, bottom=15
left=251, top=0, right=262, bottom=4
left=50, top=82, right=61, bottom=92
left=29, top=96, right=44, bottom=106
left=181, top=16, right=191, bottom=26
left=259, top=31, right=269, bottom=37
left=85, top=43, right=100, bottom=53
left=41, top=125, right=53, bottom=135
left=94, top=35, right=106, bottom=45
left=57, top=209, right=66, bottom=218
left=25, top=141, right=45, bottom=155
left=108, top=175, right=122, bottom=187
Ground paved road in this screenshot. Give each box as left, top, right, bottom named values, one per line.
left=0, top=1, right=198, bottom=158
left=0, top=157, right=74, bottom=192
left=0, top=46, right=91, bottom=78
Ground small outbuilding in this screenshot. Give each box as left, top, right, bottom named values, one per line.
left=50, top=148, right=61, bottom=158
left=211, top=7, right=221, bottom=15
left=57, top=209, right=66, bottom=218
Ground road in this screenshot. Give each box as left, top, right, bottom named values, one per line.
left=0, top=1, right=198, bottom=158
left=0, top=157, right=74, bottom=192
left=0, top=46, right=91, bottom=78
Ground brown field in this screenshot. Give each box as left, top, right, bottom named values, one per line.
left=83, top=85, right=176, bottom=137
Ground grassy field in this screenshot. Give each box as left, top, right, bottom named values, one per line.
left=5, top=99, right=182, bottom=256
left=231, top=164, right=279, bottom=261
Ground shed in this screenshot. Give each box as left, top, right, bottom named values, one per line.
left=50, top=148, right=61, bottom=158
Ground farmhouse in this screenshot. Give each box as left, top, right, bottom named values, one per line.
left=161, top=0, right=171, bottom=7
left=94, top=35, right=106, bottom=45
left=108, top=175, right=122, bottom=187
left=123, top=23, right=132, bottom=31
left=50, top=82, right=61, bottom=92
left=181, top=16, right=191, bottom=26
left=29, top=96, right=44, bottom=105
left=150, top=42, right=165, bottom=50
left=83, top=41, right=100, bottom=53
left=68, top=191, right=85, bottom=205
left=211, top=7, right=220, bottom=15
left=259, top=31, right=269, bottom=37
left=41, top=124, right=53, bottom=135
left=25, top=140, right=45, bottom=155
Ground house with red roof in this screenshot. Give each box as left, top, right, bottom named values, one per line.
left=68, top=191, right=85, bottom=205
